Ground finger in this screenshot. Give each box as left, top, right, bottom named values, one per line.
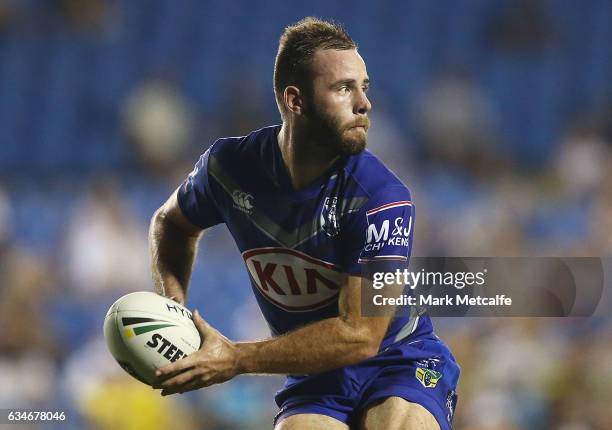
left=160, top=371, right=227, bottom=395
left=200, top=378, right=220, bottom=389
left=152, top=367, right=192, bottom=388
left=181, top=379, right=205, bottom=393
left=156, top=356, right=196, bottom=380
left=159, top=368, right=199, bottom=390
left=192, top=309, right=211, bottom=338
left=158, top=377, right=196, bottom=395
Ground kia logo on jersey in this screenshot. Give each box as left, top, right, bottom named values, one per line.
left=242, top=248, right=346, bottom=312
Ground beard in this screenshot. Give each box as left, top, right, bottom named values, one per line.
left=304, top=104, right=370, bottom=157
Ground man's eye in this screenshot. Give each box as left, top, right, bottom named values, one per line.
left=363, top=86, right=369, bottom=93
left=339, top=86, right=350, bottom=93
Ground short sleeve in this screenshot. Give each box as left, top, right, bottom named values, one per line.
left=342, top=186, right=414, bottom=276
left=176, top=146, right=224, bottom=229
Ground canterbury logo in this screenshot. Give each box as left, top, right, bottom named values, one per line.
left=232, top=190, right=254, bottom=214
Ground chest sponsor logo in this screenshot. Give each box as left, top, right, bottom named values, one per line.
left=232, top=190, right=254, bottom=215
left=243, top=248, right=346, bottom=312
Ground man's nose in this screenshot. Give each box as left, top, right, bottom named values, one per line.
left=354, top=90, right=372, bottom=115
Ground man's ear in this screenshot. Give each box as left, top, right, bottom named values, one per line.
left=283, top=86, right=303, bottom=115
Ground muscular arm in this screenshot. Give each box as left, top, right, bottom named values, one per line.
left=149, top=189, right=204, bottom=305
left=156, top=274, right=402, bottom=394
left=235, top=275, right=390, bottom=374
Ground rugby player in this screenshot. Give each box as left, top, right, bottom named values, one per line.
left=150, top=17, right=459, bottom=430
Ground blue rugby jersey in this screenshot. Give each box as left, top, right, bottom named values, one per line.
left=177, top=125, right=433, bottom=351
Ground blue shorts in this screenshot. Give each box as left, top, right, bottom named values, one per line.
left=274, top=335, right=460, bottom=430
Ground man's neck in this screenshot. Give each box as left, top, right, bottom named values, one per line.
left=277, top=123, right=339, bottom=191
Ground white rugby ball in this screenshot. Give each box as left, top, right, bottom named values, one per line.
left=104, top=291, right=201, bottom=385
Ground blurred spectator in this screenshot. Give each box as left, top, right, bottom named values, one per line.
left=0, top=234, right=59, bottom=408
left=554, top=121, right=610, bottom=200
left=56, top=0, right=110, bottom=32
left=123, top=79, right=195, bottom=175
left=0, top=256, right=58, bottom=408
left=485, top=0, right=557, bottom=54
left=587, top=170, right=612, bottom=254
left=0, top=186, right=12, bottom=251
left=0, top=0, right=18, bottom=32
left=63, top=181, right=149, bottom=296
left=216, top=74, right=269, bottom=137
left=414, top=69, right=504, bottom=178
left=366, top=102, right=416, bottom=181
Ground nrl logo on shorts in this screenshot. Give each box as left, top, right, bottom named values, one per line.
left=232, top=189, right=254, bottom=215
left=320, top=197, right=340, bottom=237
left=415, top=367, right=443, bottom=388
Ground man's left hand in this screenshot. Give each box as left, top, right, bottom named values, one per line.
left=153, top=309, right=239, bottom=396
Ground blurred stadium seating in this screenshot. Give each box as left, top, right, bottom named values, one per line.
left=0, top=1, right=610, bottom=429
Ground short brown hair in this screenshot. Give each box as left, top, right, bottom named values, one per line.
left=273, top=17, right=357, bottom=118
